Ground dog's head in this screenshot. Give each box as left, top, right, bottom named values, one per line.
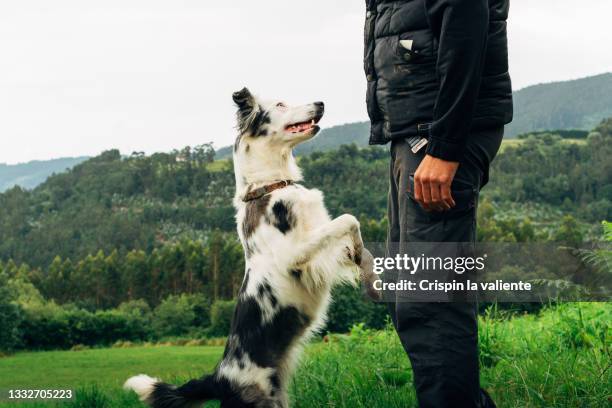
left=232, top=87, right=324, bottom=153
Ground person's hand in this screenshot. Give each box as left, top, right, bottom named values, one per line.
left=413, top=154, right=460, bottom=212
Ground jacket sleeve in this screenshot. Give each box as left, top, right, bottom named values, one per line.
left=424, top=0, right=489, bottom=162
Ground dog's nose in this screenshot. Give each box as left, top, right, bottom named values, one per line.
left=314, top=101, right=325, bottom=110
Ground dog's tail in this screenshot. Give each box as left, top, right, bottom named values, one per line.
left=124, top=374, right=225, bottom=407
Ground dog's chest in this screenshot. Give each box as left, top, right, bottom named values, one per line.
left=237, top=186, right=329, bottom=244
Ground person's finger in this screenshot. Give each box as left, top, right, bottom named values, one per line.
left=441, top=183, right=455, bottom=209
left=414, top=175, right=423, bottom=207
left=420, top=178, right=432, bottom=211
left=430, top=182, right=447, bottom=211
left=438, top=184, right=452, bottom=211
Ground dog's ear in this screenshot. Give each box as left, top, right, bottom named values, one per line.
left=233, top=87, right=263, bottom=135
left=232, top=87, right=255, bottom=110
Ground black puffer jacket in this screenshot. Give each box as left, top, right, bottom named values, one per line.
left=364, top=0, right=513, bottom=161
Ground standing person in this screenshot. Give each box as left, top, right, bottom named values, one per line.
left=364, top=0, right=513, bottom=407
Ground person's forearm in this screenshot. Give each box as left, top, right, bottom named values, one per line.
left=425, top=0, right=489, bottom=162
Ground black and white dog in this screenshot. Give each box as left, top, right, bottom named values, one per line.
left=124, top=88, right=374, bottom=408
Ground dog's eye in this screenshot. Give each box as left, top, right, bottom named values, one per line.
left=276, top=102, right=286, bottom=108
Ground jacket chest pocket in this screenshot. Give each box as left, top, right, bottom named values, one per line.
left=396, top=31, right=436, bottom=65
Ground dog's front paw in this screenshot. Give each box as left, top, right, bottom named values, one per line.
left=337, top=214, right=363, bottom=262
left=337, top=214, right=360, bottom=233
left=344, top=246, right=353, bottom=261
left=353, top=239, right=364, bottom=266
left=359, top=248, right=382, bottom=301
left=345, top=241, right=364, bottom=266
left=344, top=243, right=363, bottom=266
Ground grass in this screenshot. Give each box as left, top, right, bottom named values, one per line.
left=0, top=303, right=609, bottom=407
left=0, top=346, right=224, bottom=408
left=0, top=346, right=223, bottom=390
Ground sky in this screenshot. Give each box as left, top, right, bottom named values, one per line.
left=1, top=0, right=611, bottom=164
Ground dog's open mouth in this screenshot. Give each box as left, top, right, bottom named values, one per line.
left=286, top=118, right=321, bottom=134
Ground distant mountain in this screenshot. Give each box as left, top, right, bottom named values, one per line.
left=4, top=74, right=609, bottom=186
left=0, top=157, right=89, bottom=192
left=215, top=73, right=612, bottom=158
left=294, top=121, right=372, bottom=156
left=506, top=73, right=612, bottom=137
left=215, top=121, right=371, bottom=160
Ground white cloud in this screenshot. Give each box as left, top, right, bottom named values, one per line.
left=508, top=0, right=612, bottom=88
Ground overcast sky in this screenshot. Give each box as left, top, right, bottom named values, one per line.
left=1, top=0, right=611, bottom=164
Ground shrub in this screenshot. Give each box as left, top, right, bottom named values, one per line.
left=152, top=295, right=196, bottom=337
left=0, top=297, right=23, bottom=351
left=209, top=300, right=236, bottom=336
left=92, top=310, right=150, bottom=344
left=326, top=286, right=388, bottom=333
left=188, top=294, right=212, bottom=328
left=117, top=299, right=151, bottom=317
left=152, top=294, right=211, bottom=338
left=20, top=311, right=71, bottom=349
left=0, top=270, right=24, bottom=351
left=19, top=306, right=151, bottom=350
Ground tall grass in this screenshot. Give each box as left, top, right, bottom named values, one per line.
left=0, top=303, right=609, bottom=407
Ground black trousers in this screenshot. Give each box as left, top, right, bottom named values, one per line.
left=386, top=127, right=504, bottom=408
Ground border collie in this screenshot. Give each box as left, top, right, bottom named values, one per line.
left=125, top=88, right=375, bottom=407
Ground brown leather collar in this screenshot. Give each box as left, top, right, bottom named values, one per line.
left=242, top=180, right=294, bottom=202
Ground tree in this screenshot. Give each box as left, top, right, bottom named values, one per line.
left=553, top=215, right=584, bottom=247
left=0, top=270, right=23, bottom=351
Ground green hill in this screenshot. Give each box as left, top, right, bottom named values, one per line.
left=0, top=157, right=89, bottom=192
left=216, top=73, right=612, bottom=158
left=0, top=119, right=610, bottom=271
left=507, top=73, right=612, bottom=137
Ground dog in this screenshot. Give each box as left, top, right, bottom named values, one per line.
left=124, top=88, right=375, bottom=407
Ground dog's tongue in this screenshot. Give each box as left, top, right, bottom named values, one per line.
left=288, top=120, right=315, bottom=133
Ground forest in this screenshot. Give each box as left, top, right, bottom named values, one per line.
left=0, top=118, right=610, bottom=351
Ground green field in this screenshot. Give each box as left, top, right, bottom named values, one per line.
left=0, top=303, right=610, bottom=408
